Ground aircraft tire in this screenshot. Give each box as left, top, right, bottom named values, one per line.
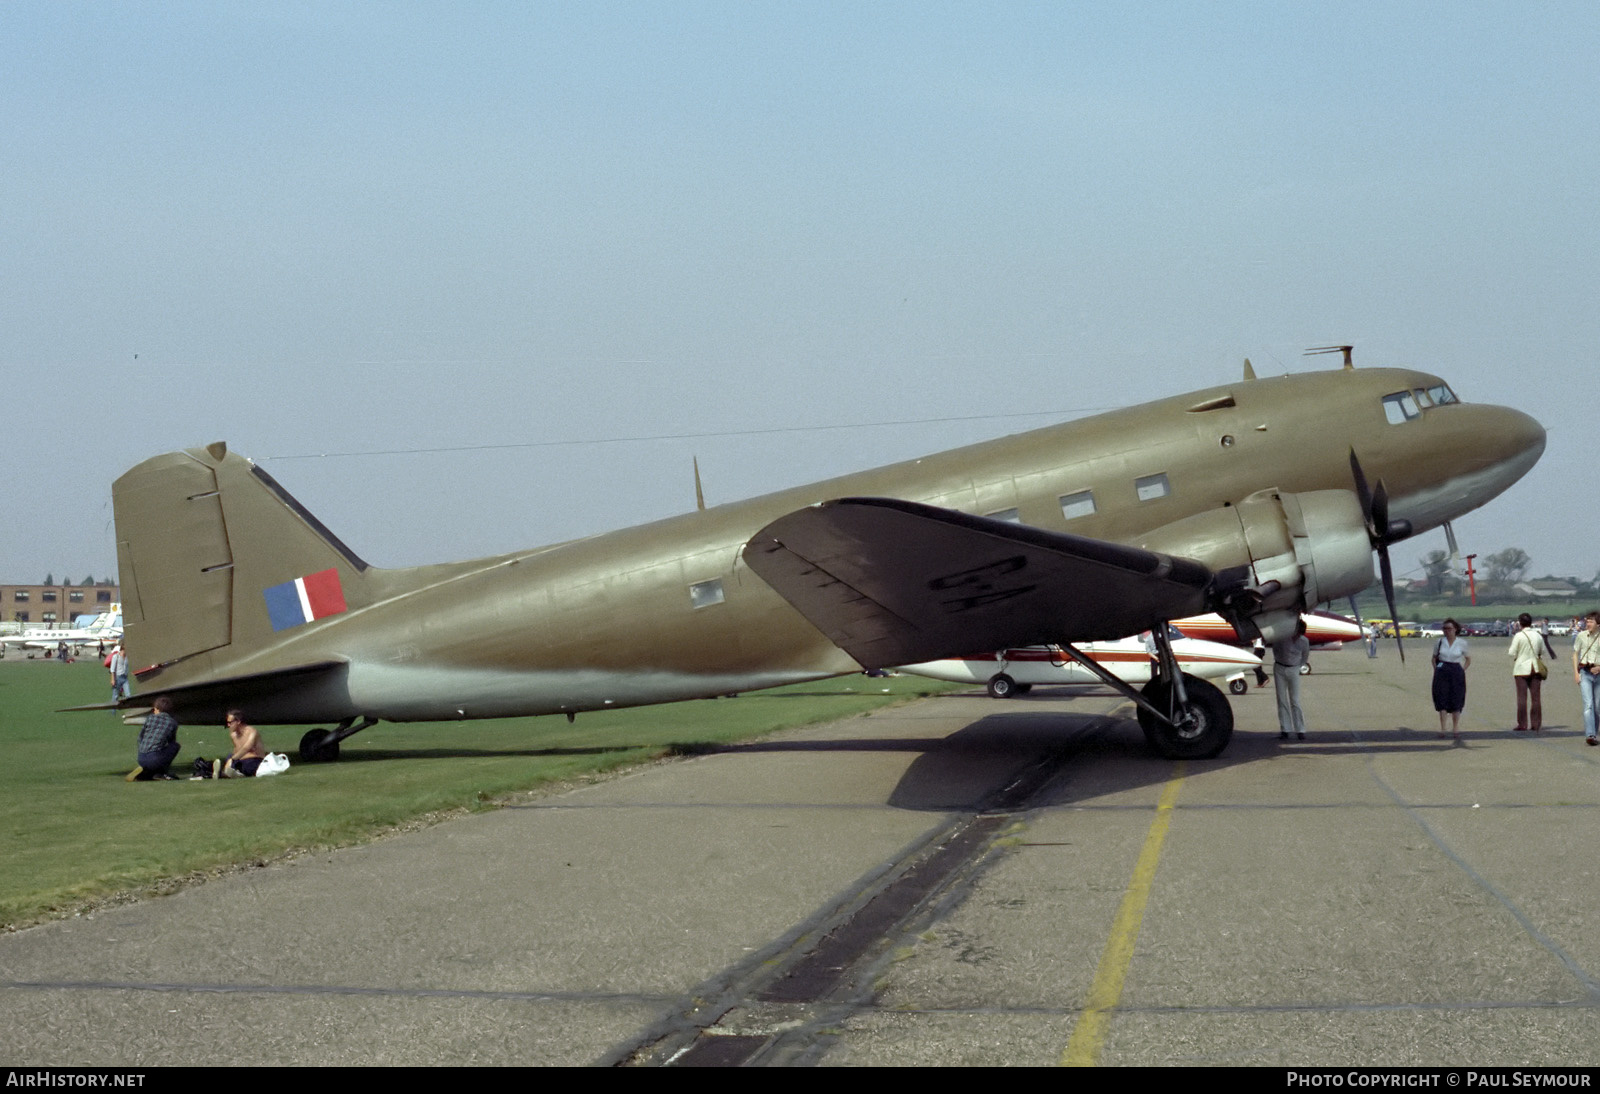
left=1229, top=677, right=1249, bottom=695
left=987, top=673, right=1018, bottom=699
left=298, top=729, right=341, bottom=763
left=1137, top=674, right=1233, bottom=760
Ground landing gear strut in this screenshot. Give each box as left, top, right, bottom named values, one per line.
left=1056, top=626, right=1234, bottom=760
left=298, top=716, right=379, bottom=762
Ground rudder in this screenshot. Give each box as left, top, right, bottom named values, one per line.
left=114, top=442, right=370, bottom=685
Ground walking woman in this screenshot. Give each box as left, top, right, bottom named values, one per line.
left=1432, top=618, right=1471, bottom=740
left=1508, top=613, right=1549, bottom=732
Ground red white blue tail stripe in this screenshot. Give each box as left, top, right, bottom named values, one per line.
left=263, top=569, right=348, bottom=632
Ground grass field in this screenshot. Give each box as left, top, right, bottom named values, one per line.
left=0, top=659, right=952, bottom=929
left=1354, top=595, right=1590, bottom=624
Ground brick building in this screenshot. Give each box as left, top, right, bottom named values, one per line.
left=1, top=580, right=119, bottom=624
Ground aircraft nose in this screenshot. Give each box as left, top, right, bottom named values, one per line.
left=1485, top=405, right=1547, bottom=478
left=1390, top=400, right=1546, bottom=535
left=1450, top=403, right=1546, bottom=508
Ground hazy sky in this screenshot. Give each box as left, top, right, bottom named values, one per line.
left=4, top=1, right=1596, bottom=592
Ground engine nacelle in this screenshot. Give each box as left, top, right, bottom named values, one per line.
left=1138, top=489, right=1374, bottom=644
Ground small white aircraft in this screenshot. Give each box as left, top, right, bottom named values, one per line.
left=1170, top=609, right=1363, bottom=649
left=897, top=627, right=1263, bottom=698
left=0, top=605, right=122, bottom=656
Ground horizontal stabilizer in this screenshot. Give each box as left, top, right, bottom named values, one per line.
left=65, top=660, right=349, bottom=726
left=741, top=498, right=1214, bottom=669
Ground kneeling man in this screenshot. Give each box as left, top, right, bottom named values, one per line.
left=127, top=696, right=180, bottom=781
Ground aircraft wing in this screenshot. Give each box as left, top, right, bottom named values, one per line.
left=742, top=497, right=1216, bottom=669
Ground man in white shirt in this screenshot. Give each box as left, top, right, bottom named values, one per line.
left=1572, top=611, right=1600, bottom=746
left=108, top=643, right=129, bottom=703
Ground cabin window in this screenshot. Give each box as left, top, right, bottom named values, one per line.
left=985, top=507, right=1021, bottom=524
left=1134, top=473, right=1171, bottom=502
left=1381, top=391, right=1421, bottom=425
left=1059, top=490, right=1096, bottom=521
left=688, top=578, right=725, bottom=610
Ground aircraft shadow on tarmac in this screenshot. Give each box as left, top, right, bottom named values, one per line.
left=684, top=692, right=1584, bottom=812
left=690, top=703, right=1229, bottom=812
left=321, top=695, right=1581, bottom=809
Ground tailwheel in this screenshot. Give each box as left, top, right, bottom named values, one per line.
left=1136, top=674, right=1233, bottom=760
left=986, top=673, right=1018, bottom=699
left=298, top=729, right=341, bottom=763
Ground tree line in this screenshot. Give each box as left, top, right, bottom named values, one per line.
left=1412, top=547, right=1594, bottom=604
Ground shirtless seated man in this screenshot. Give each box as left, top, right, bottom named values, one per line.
left=220, top=710, right=267, bottom=778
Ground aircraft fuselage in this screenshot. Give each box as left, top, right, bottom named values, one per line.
left=116, top=366, right=1544, bottom=726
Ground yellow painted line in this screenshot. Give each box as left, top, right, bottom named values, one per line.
left=1060, top=762, right=1186, bottom=1067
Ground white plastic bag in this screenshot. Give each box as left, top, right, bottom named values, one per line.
left=255, top=752, right=291, bottom=777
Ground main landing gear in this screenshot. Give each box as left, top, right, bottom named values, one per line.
left=1134, top=674, right=1232, bottom=760
left=298, top=716, right=379, bottom=762
left=1054, top=627, right=1234, bottom=760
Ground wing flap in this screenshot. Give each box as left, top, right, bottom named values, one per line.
left=742, top=498, right=1214, bottom=668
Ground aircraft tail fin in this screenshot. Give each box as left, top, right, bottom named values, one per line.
left=114, top=443, right=375, bottom=687
left=86, top=605, right=122, bottom=635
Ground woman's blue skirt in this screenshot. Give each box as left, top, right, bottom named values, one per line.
left=1432, top=662, right=1467, bottom=713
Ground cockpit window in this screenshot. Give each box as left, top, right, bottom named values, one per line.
left=1414, top=388, right=1433, bottom=408
left=1425, top=383, right=1458, bottom=405
left=1382, top=391, right=1421, bottom=425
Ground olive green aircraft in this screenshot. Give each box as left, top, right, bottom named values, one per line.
left=101, top=356, right=1543, bottom=762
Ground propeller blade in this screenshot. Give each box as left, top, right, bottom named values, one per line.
left=1352, top=452, right=1407, bottom=660
left=1349, top=448, right=1373, bottom=524
left=1371, top=479, right=1390, bottom=541
left=1378, top=546, right=1405, bottom=662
